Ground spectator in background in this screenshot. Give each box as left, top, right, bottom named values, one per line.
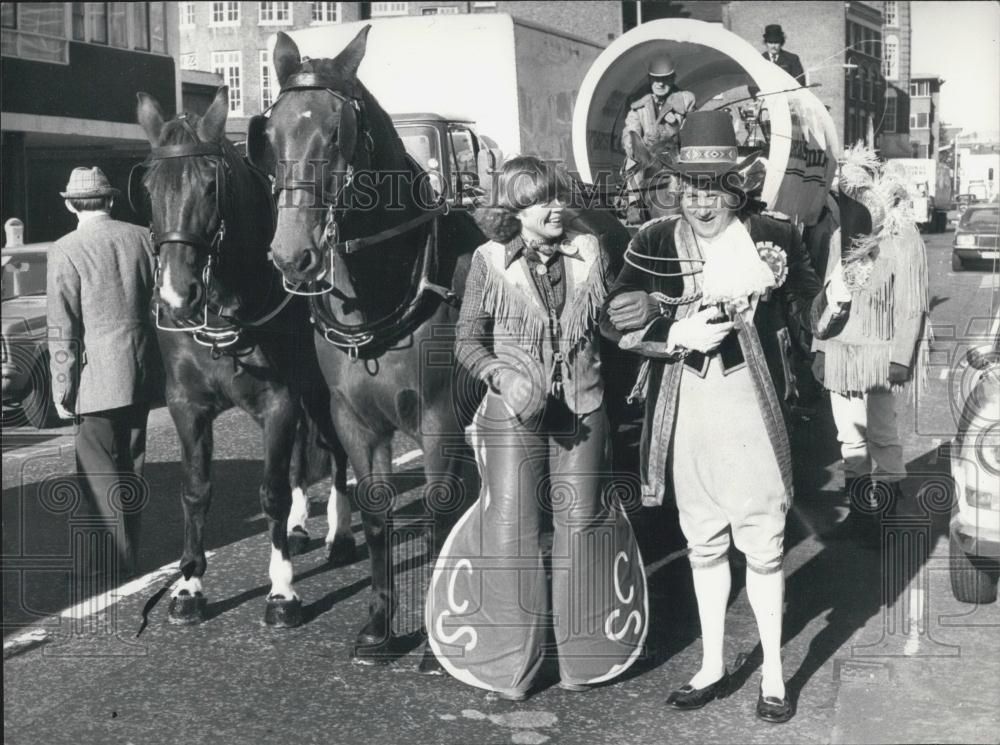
left=621, top=55, right=696, bottom=224
left=47, top=166, right=160, bottom=579
left=762, top=24, right=806, bottom=86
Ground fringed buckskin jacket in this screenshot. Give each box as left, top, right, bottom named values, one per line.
left=456, top=232, right=612, bottom=415
left=600, top=214, right=846, bottom=507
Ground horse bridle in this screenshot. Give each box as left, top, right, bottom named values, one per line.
left=134, top=115, right=288, bottom=353
left=248, top=72, right=454, bottom=359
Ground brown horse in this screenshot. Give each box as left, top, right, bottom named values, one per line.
left=248, top=29, right=485, bottom=662
left=135, top=87, right=351, bottom=628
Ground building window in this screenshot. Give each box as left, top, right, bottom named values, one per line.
left=108, top=2, right=128, bottom=47
left=883, top=94, right=897, bottom=133
left=863, top=68, right=873, bottom=102
left=883, top=35, right=898, bottom=80
left=212, top=51, right=243, bottom=114
left=179, top=1, right=195, bottom=28
left=86, top=2, right=108, bottom=44
left=421, top=6, right=460, bottom=14
left=181, top=51, right=198, bottom=69
left=311, top=2, right=340, bottom=23
left=210, top=2, right=240, bottom=26
left=258, top=2, right=291, bottom=25
left=371, top=2, right=409, bottom=17
left=0, top=2, right=68, bottom=63
left=260, top=49, right=275, bottom=110
left=149, top=2, right=165, bottom=53
left=910, top=80, right=930, bottom=97
left=915, top=111, right=928, bottom=129
left=911, top=142, right=926, bottom=158
left=884, top=0, right=898, bottom=26
left=132, top=2, right=149, bottom=50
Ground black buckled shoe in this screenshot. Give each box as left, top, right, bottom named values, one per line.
left=665, top=671, right=731, bottom=710
left=756, top=686, right=795, bottom=723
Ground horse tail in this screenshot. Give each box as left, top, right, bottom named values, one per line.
left=291, top=384, right=348, bottom=492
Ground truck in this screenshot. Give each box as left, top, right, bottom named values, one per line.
left=886, top=158, right=954, bottom=232
left=271, top=14, right=604, bottom=203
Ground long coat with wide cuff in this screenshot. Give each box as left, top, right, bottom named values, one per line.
left=600, top=214, right=846, bottom=507
left=47, top=215, right=160, bottom=415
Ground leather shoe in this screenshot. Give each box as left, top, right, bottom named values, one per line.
left=756, top=686, right=795, bottom=723
left=666, top=671, right=731, bottom=710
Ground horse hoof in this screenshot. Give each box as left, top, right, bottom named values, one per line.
left=263, top=596, right=302, bottom=628
left=418, top=646, right=444, bottom=675
left=167, top=592, right=206, bottom=625
left=287, top=528, right=310, bottom=557
left=352, top=613, right=394, bottom=662
left=326, top=535, right=358, bottom=566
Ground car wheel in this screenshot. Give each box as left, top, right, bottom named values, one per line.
left=952, top=254, right=965, bottom=272
left=949, top=532, right=999, bottom=604
left=3, top=354, right=60, bottom=429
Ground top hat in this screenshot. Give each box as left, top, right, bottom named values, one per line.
left=763, top=24, right=786, bottom=43
left=665, top=110, right=761, bottom=181
left=647, top=55, right=676, bottom=78
left=60, top=167, right=120, bottom=199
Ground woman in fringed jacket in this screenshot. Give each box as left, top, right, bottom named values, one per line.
left=425, top=156, right=648, bottom=701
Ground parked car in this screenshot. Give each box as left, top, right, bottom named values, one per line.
left=949, top=312, right=1000, bottom=603
left=2, top=242, right=61, bottom=429
left=952, top=204, right=1000, bottom=271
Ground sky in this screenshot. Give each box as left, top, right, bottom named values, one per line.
left=910, top=0, right=1000, bottom=135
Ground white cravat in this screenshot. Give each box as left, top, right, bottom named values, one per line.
left=699, top=218, right=776, bottom=315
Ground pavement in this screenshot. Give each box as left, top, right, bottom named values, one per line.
left=3, top=229, right=999, bottom=745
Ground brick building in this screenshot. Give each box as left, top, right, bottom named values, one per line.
left=879, top=0, right=911, bottom=157
left=1, top=2, right=180, bottom=242
left=178, top=1, right=622, bottom=140
left=908, top=73, right=943, bottom=159
left=724, top=0, right=885, bottom=150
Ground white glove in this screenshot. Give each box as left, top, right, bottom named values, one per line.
left=668, top=307, right=734, bottom=354
left=826, top=261, right=853, bottom=306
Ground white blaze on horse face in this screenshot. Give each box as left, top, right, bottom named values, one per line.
left=288, top=486, right=309, bottom=535
left=300, top=110, right=312, bottom=119
left=325, top=484, right=352, bottom=545
left=172, top=575, right=203, bottom=598
left=268, top=546, right=297, bottom=600
left=159, top=264, right=187, bottom=309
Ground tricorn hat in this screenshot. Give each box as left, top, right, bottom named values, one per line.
left=664, top=110, right=762, bottom=186
left=763, top=24, right=786, bottom=43
left=60, top=167, right=120, bottom=199
left=647, top=55, right=676, bottom=78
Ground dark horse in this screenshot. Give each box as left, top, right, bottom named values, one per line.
left=247, top=28, right=485, bottom=661
left=135, top=86, right=351, bottom=628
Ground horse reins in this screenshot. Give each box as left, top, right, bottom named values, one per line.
left=259, top=72, right=455, bottom=359
left=137, top=115, right=292, bottom=355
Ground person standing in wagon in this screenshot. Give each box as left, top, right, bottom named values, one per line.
left=602, top=112, right=850, bottom=723
left=426, top=156, right=647, bottom=701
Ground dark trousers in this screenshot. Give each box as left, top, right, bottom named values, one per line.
left=75, top=402, right=149, bottom=577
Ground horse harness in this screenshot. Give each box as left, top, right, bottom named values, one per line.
left=132, top=114, right=290, bottom=357
left=247, top=72, right=457, bottom=361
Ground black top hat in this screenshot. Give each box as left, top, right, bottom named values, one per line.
left=763, top=24, right=786, bottom=43
left=664, top=110, right=760, bottom=181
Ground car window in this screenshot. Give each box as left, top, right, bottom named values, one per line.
left=2, top=251, right=48, bottom=300
left=960, top=208, right=1000, bottom=229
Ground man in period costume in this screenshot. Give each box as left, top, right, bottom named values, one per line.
left=621, top=55, right=697, bottom=224
left=762, top=24, right=806, bottom=86
left=48, top=167, right=160, bottom=578
left=813, top=148, right=930, bottom=544
left=601, top=111, right=850, bottom=723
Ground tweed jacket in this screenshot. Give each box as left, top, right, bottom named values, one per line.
left=622, top=90, right=697, bottom=163
left=47, top=214, right=160, bottom=414
left=456, top=233, right=612, bottom=415
left=600, top=214, right=845, bottom=506
left=762, top=49, right=806, bottom=85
